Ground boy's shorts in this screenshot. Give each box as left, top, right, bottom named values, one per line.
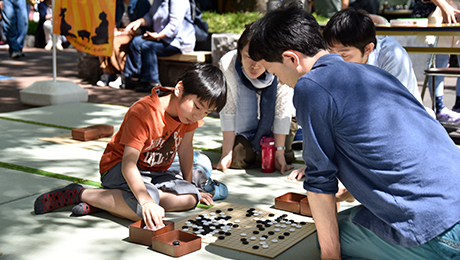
left=101, top=162, right=201, bottom=218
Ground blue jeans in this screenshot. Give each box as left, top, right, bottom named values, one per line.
left=428, top=54, right=460, bottom=98
left=123, top=35, right=180, bottom=83
left=1, top=0, right=28, bottom=54
left=335, top=206, right=460, bottom=260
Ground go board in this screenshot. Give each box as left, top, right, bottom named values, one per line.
left=174, top=202, right=316, bottom=258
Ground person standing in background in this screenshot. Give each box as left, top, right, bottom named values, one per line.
left=1, top=0, right=30, bottom=58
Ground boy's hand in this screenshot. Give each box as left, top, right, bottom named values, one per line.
left=200, top=192, right=214, bottom=205
left=287, top=166, right=306, bottom=181
left=141, top=201, right=165, bottom=230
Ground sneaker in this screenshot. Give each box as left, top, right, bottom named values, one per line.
left=10, top=51, right=22, bottom=59
left=56, top=43, right=64, bottom=51
left=96, top=73, right=113, bottom=87
left=134, top=82, right=161, bottom=93
left=436, top=107, right=460, bottom=124
left=44, top=42, right=53, bottom=51
left=108, top=75, right=122, bottom=89
left=452, top=106, right=460, bottom=113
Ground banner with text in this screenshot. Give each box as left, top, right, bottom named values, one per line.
left=53, top=0, right=115, bottom=56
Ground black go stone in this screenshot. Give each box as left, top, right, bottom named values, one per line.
left=228, top=208, right=234, bottom=211
left=259, top=227, right=265, bottom=231
left=233, top=224, right=239, bottom=228
left=262, top=235, right=268, bottom=238
left=253, top=230, right=259, bottom=234
left=284, top=232, right=290, bottom=236
left=218, top=236, right=225, bottom=240
left=243, top=241, right=249, bottom=245
left=269, top=213, right=275, bottom=217
left=278, top=235, right=285, bottom=239
left=241, top=238, right=247, bottom=242
left=252, top=245, right=259, bottom=249
left=268, top=231, right=275, bottom=235
left=300, top=221, right=307, bottom=225
left=219, top=230, right=225, bottom=234
left=246, top=213, right=252, bottom=217
left=225, top=232, right=232, bottom=236
left=216, top=210, right=222, bottom=213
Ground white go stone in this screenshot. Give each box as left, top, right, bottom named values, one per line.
left=250, top=236, right=257, bottom=241
left=271, top=239, right=279, bottom=243
left=262, top=244, right=269, bottom=249
left=240, top=233, right=247, bottom=237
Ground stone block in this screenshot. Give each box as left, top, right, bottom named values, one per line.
left=77, top=50, right=102, bottom=83
left=211, top=33, right=240, bottom=66
left=20, top=80, right=88, bottom=106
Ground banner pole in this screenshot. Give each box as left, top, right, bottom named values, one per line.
left=52, top=0, right=56, bottom=82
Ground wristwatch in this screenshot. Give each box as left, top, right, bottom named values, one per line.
left=276, top=146, right=285, bottom=151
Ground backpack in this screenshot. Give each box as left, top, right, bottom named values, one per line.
left=168, top=150, right=228, bottom=200
left=188, top=0, right=209, bottom=42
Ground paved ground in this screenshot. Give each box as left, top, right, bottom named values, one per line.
left=0, top=46, right=458, bottom=260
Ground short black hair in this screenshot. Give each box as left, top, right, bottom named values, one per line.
left=248, top=0, right=327, bottom=63
left=323, top=8, right=377, bottom=54
left=236, top=23, right=254, bottom=62
left=176, top=63, right=227, bottom=113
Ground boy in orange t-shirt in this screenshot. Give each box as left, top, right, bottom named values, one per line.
left=34, top=63, right=227, bottom=230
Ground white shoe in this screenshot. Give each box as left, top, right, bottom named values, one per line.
left=44, top=43, right=53, bottom=51
left=108, top=75, right=122, bottom=89
left=56, top=43, right=63, bottom=51
left=436, top=107, right=460, bottom=124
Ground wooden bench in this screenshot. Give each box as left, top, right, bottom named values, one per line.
left=157, top=51, right=212, bottom=63
left=157, top=51, right=212, bottom=87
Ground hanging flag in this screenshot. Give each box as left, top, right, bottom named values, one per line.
left=53, top=0, right=115, bottom=56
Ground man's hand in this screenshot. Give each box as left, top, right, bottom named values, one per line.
left=125, top=19, right=143, bottom=33
left=199, top=192, right=214, bottom=205
left=287, top=166, right=306, bottom=181
left=142, top=31, right=160, bottom=41
left=335, top=188, right=355, bottom=203
left=141, top=201, right=165, bottom=230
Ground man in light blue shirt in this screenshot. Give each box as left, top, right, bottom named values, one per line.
left=323, top=8, right=423, bottom=105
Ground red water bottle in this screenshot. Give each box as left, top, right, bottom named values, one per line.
left=260, top=136, right=275, bottom=173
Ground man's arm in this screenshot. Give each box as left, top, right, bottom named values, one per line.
left=308, top=191, right=341, bottom=260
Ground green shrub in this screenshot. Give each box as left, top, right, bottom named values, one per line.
left=28, top=20, right=39, bottom=35
left=202, top=11, right=329, bottom=34
left=202, top=11, right=263, bottom=34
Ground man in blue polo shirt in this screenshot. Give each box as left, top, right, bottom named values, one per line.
left=249, top=1, right=460, bottom=259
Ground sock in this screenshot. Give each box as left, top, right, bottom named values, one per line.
left=454, top=96, right=460, bottom=109
left=436, top=96, right=445, bottom=112
left=34, top=183, right=84, bottom=214
left=71, top=202, right=102, bottom=216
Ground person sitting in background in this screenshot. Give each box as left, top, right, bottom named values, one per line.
left=323, top=8, right=424, bottom=105
left=214, top=23, right=296, bottom=175
left=123, top=0, right=195, bottom=92
left=412, top=0, right=460, bottom=123
left=96, top=0, right=151, bottom=88
left=36, top=0, right=63, bottom=51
